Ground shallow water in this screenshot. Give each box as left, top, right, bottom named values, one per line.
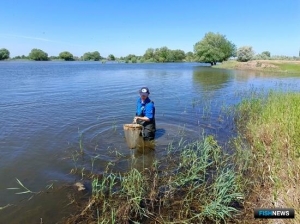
left=0, top=61, right=299, bottom=223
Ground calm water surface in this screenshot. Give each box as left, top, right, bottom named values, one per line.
left=0, top=61, right=299, bottom=223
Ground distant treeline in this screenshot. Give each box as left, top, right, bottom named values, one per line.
left=0, top=47, right=193, bottom=63
left=1, top=32, right=299, bottom=64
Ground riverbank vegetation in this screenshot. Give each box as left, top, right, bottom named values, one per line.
left=214, top=60, right=300, bottom=73
left=66, top=136, right=245, bottom=223
left=234, top=91, right=300, bottom=223
left=2, top=31, right=298, bottom=63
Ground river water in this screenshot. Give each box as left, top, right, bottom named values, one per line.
left=0, top=61, right=299, bottom=223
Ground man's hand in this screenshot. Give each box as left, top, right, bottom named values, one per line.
left=133, top=116, right=150, bottom=123
left=133, top=117, right=138, bottom=123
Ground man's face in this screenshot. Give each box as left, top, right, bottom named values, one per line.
left=140, top=94, right=147, bottom=100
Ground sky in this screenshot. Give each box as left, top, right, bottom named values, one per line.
left=0, top=0, right=299, bottom=58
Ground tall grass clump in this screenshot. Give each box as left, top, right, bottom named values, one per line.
left=66, top=135, right=245, bottom=223
left=235, top=91, right=300, bottom=223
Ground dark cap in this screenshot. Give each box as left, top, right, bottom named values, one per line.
left=139, top=87, right=150, bottom=94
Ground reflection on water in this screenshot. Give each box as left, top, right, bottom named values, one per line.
left=129, top=147, right=156, bottom=171
left=193, top=66, right=232, bottom=91
left=0, top=61, right=300, bottom=223
left=0, top=185, right=79, bottom=224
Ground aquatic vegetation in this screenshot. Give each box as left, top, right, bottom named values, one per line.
left=0, top=204, right=13, bottom=211
left=111, top=118, right=118, bottom=132
left=78, top=128, right=84, bottom=154
left=66, top=135, right=244, bottom=223
left=91, top=155, right=100, bottom=174
left=7, top=178, right=39, bottom=195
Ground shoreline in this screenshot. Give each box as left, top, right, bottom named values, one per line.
left=213, top=59, right=300, bottom=73
left=234, top=91, right=300, bottom=223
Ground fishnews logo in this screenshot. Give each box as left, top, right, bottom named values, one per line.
left=254, top=208, right=295, bottom=219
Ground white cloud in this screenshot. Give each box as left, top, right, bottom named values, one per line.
left=0, top=34, right=85, bottom=47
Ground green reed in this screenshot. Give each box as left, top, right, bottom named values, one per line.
left=111, top=118, right=117, bottom=132
left=234, top=90, right=300, bottom=222
left=67, top=134, right=245, bottom=223
left=120, top=168, right=147, bottom=219
left=77, top=128, right=84, bottom=154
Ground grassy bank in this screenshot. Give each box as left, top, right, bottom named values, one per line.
left=234, top=91, right=300, bottom=223
left=66, top=136, right=246, bottom=223
left=214, top=60, right=300, bottom=73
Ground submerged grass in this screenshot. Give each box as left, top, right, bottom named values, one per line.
left=234, top=91, right=300, bottom=223
left=66, top=136, right=245, bottom=223
left=7, top=178, right=40, bottom=195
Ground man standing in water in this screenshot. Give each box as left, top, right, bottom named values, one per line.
left=133, top=87, right=156, bottom=141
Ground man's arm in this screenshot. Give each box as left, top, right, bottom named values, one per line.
left=134, top=103, right=153, bottom=122
left=134, top=116, right=150, bottom=123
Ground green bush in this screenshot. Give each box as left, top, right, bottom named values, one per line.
left=237, top=46, right=254, bottom=62
left=0, top=48, right=10, bottom=60
left=28, top=48, right=48, bottom=61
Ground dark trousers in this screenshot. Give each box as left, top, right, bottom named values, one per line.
left=137, top=120, right=156, bottom=141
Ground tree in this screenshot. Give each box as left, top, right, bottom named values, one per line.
left=82, top=52, right=91, bottom=60
left=131, top=56, right=137, bottom=63
left=261, top=51, right=271, bottom=58
left=91, top=51, right=101, bottom=61
left=49, top=56, right=59, bottom=60
left=173, top=49, right=185, bottom=61
left=157, top=47, right=169, bottom=62
left=28, top=48, right=48, bottom=61
left=142, top=47, right=186, bottom=62
left=237, top=46, right=254, bottom=62
left=143, top=48, right=155, bottom=60
left=0, top=48, right=10, bottom=60
left=82, top=51, right=101, bottom=61
left=108, top=54, right=115, bottom=61
left=194, top=32, right=236, bottom=65
left=125, top=54, right=137, bottom=62
left=254, top=51, right=271, bottom=60
left=59, top=51, right=74, bottom=61
left=148, top=47, right=170, bottom=62
left=13, top=55, right=29, bottom=60
left=166, top=50, right=175, bottom=62
left=185, top=51, right=194, bottom=62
